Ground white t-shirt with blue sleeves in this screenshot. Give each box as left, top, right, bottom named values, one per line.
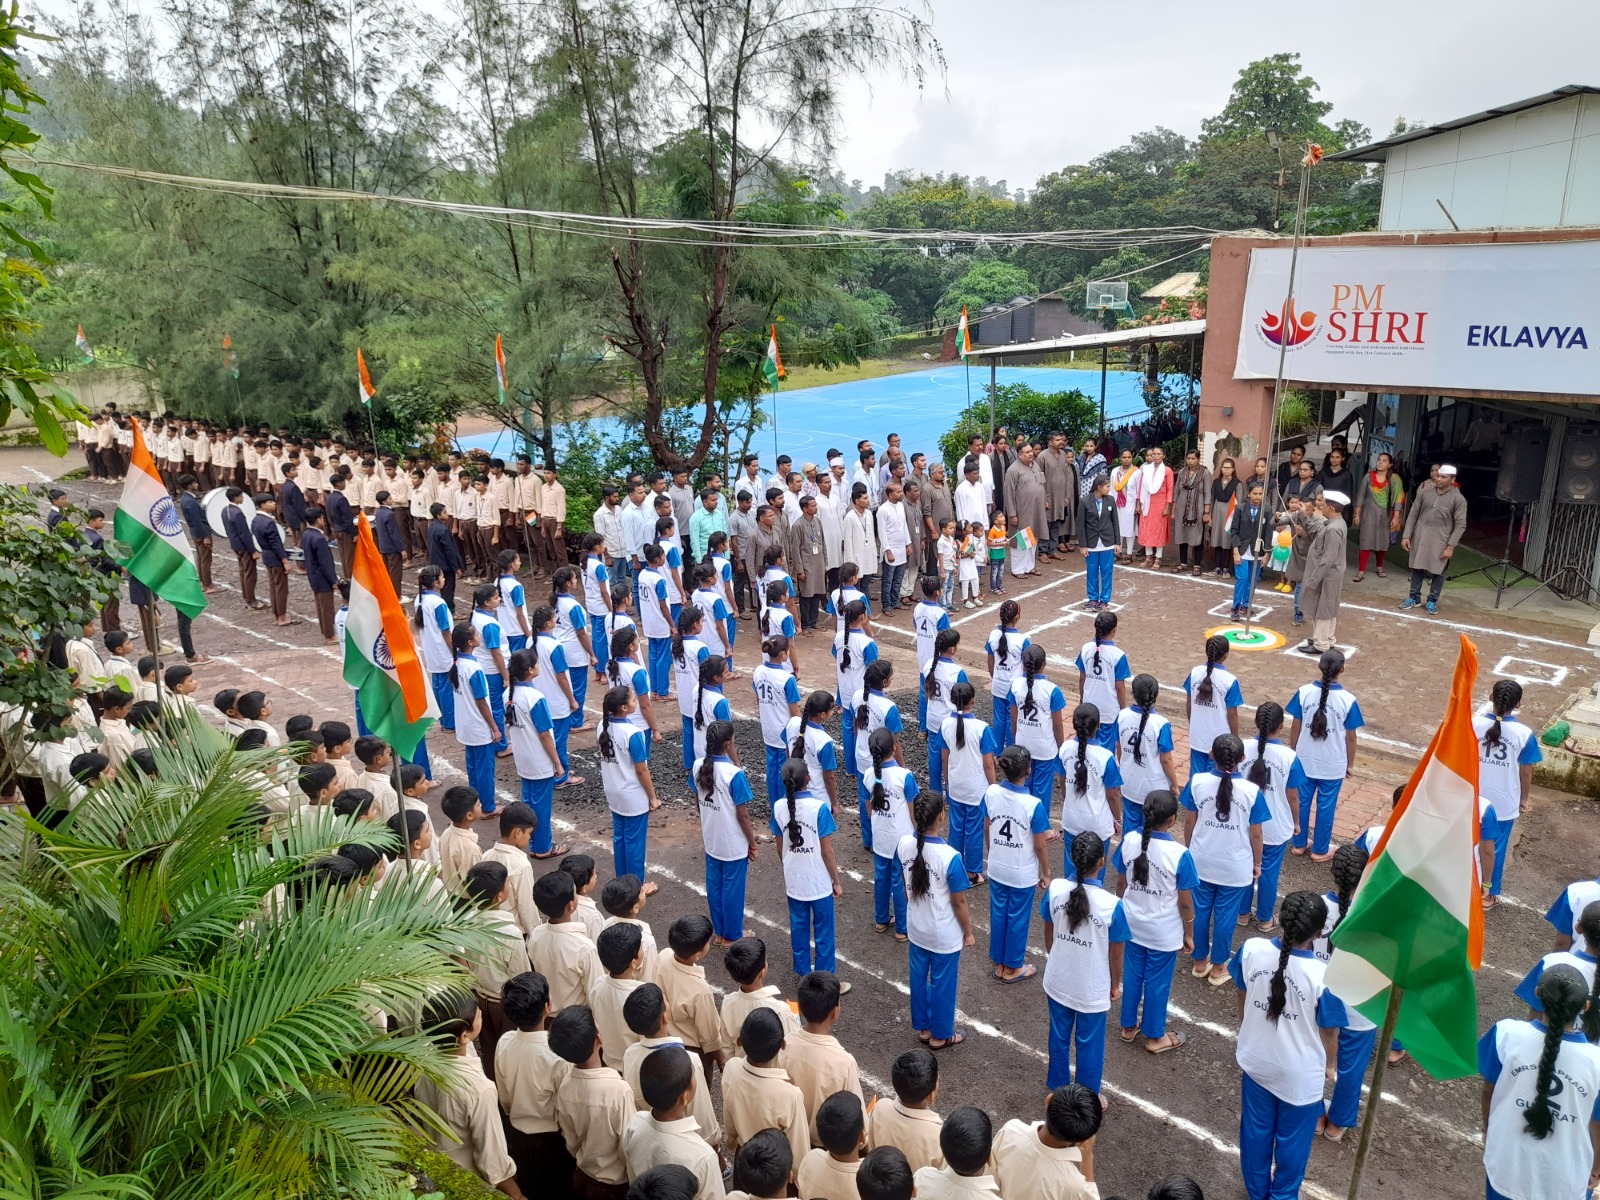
left=940, top=714, right=999, bottom=805
left=771, top=792, right=837, bottom=902
left=673, top=638, right=710, bottom=721
left=1184, top=663, right=1243, bottom=757
left=898, top=834, right=970, bottom=954
left=922, top=658, right=969, bottom=732
left=690, top=687, right=732, bottom=762
left=600, top=721, right=652, bottom=816
left=1076, top=639, right=1131, bottom=725
left=1180, top=772, right=1270, bottom=887
left=1286, top=682, right=1364, bottom=778
left=852, top=690, right=905, bottom=777
left=1480, top=1018, right=1600, bottom=1200
left=1116, top=707, right=1175, bottom=808
left=753, top=662, right=802, bottom=749
left=613, top=658, right=651, bottom=732
left=637, top=569, right=672, bottom=639
left=1547, top=879, right=1600, bottom=942
left=1111, top=831, right=1199, bottom=952
left=583, top=555, right=610, bottom=615
left=1472, top=712, right=1542, bottom=822
left=471, top=609, right=505, bottom=673
left=783, top=718, right=840, bottom=797
left=692, top=587, right=731, bottom=657
left=832, top=628, right=879, bottom=709
left=532, top=633, right=572, bottom=720
left=984, top=780, right=1051, bottom=888
left=985, top=627, right=1030, bottom=700
left=659, top=540, right=684, bottom=603
left=554, top=594, right=589, bottom=661
left=498, top=574, right=529, bottom=637
left=695, top=754, right=754, bottom=862
left=1515, top=949, right=1598, bottom=1013
left=1056, top=738, right=1124, bottom=839
left=912, top=600, right=950, bottom=671
left=1041, top=879, right=1129, bottom=1013
left=506, top=683, right=557, bottom=780
left=418, top=592, right=455, bottom=674
left=1239, top=738, right=1309, bottom=847
left=452, top=656, right=494, bottom=746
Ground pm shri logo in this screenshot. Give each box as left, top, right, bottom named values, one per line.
left=149, top=496, right=183, bottom=537
left=372, top=630, right=396, bottom=670
left=1260, top=299, right=1319, bottom=348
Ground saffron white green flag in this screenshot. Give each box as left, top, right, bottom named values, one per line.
left=343, top=515, right=437, bottom=758
left=954, top=306, right=972, bottom=360
left=1326, top=633, right=1484, bottom=1079
left=761, top=324, right=784, bottom=390
left=113, top=418, right=207, bottom=619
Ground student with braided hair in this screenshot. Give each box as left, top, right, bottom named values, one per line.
left=1312, top=844, right=1374, bottom=1142
left=1074, top=609, right=1130, bottom=752
left=752, top=635, right=802, bottom=807
left=785, top=690, right=841, bottom=813
left=1228, top=890, right=1334, bottom=1200
left=984, top=745, right=1049, bottom=984
left=637, top=541, right=676, bottom=699
left=866, top=725, right=917, bottom=940
left=1009, top=644, right=1067, bottom=804
left=1473, top=678, right=1541, bottom=909
left=689, top=561, right=733, bottom=671
left=983, top=599, right=1028, bottom=748
left=921, top=629, right=967, bottom=798
left=770, top=756, right=845, bottom=981
left=551, top=566, right=596, bottom=729
left=852, top=659, right=904, bottom=855
left=1515, top=899, right=1600, bottom=1034
left=671, top=606, right=711, bottom=783
left=530, top=604, right=580, bottom=787
left=911, top=575, right=951, bottom=731
left=1286, top=648, right=1364, bottom=863
left=1041, top=830, right=1129, bottom=1098
left=1116, top=673, right=1179, bottom=838
left=598, top=684, right=660, bottom=880
left=900, top=792, right=973, bottom=1050
left=1181, top=734, right=1269, bottom=985
left=504, top=650, right=564, bottom=860
left=1239, top=701, right=1308, bottom=934
left=607, top=626, right=657, bottom=753
left=1480, top=963, right=1600, bottom=1200
left=941, top=681, right=999, bottom=885
left=1056, top=704, right=1124, bottom=884
left=693, top=719, right=757, bottom=944
left=833, top=600, right=878, bottom=779
left=688, top=655, right=731, bottom=781
left=1184, top=634, right=1242, bottom=776
left=1112, top=789, right=1196, bottom=1054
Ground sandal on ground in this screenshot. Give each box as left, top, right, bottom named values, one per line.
left=1257, top=918, right=1281, bottom=933
left=1482, top=894, right=1500, bottom=911
left=1353, top=572, right=1365, bottom=582
left=1290, top=846, right=1309, bottom=857
left=1147, top=1031, right=1188, bottom=1055
left=641, top=881, right=660, bottom=897
left=1208, top=965, right=1233, bottom=986
left=874, top=922, right=890, bottom=933
left=838, top=981, right=853, bottom=995
left=1190, top=960, right=1211, bottom=978
left=1310, top=850, right=1337, bottom=863
left=894, top=932, right=909, bottom=943
left=1119, top=1028, right=1140, bottom=1044
left=992, top=964, right=1036, bottom=985
left=1376, top=568, right=1387, bottom=577
left=1236, top=912, right=1253, bottom=926
left=928, top=1031, right=967, bottom=1050
left=530, top=843, right=572, bottom=860
left=1322, top=1124, right=1348, bottom=1143
left=1387, top=1047, right=1409, bottom=1066
left=554, top=775, right=586, bottom=788
left=917, top=1032, right=932, bottom=1045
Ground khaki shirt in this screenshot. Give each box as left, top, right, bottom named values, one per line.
left=384, top=472, right=411, bottom=504
left=476, top=488, right=501, bottom=526
left=556, top=1065, right=634, bottom=1185
left=719, top=984, right=799, bottom=1060
left=436, top=822, right=482, bottom=890
left=574, top=894, right=607, bottom=942
left=527, top=920, right=601, bottom=1012
left=866, top=1099, right=945, bottom=1173
left=329, top=756, right=360, bottom=793
left=413, top=1052, right=516, bottom=1186
left=357, top=474, right=383, bottom=509
left=622, top=1035, right=721, bottom=1148
left=541, top=481, right=568, bottom=523
left=721, top=1057, right=808, bottom=1177
left=589, top=973, right=644, bottom=1071
left=797, top=1149, right=863, bottom=1200
left=482, top=841, right=541, bottom=935
left=602, top=916, right=658, bottom=983
left=517, top=471, right=543, bottom=513
left=913, top=1167, right=1005, bottom=1200
left=622, top=1112, right=726, bottom=1200
left=469, top=910, right=532, bottom=1000
left=785, top=1027, right=863, bottom=1146
left=356, top=769, right=399, bottom=823
left=491, top=473, right=517, bottom=513
left=494, top=1028, right=569, bottom=1134
left=990, top=1120, right=1096, bottom=1200
left=655, top=950, right=724, bottom=1054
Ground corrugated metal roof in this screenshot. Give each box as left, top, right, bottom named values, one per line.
left=1328, top=85, right=1600, bottom=163
left=967, top=318, right=1206, bottom=359
left=1141, top=271, right=1202, bottom=299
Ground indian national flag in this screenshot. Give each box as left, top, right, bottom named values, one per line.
left=761, top=324, right=784, bottom=390
left=343, top=515, right=437, bottom=758
left=1326, top=633, right=1484, bottom=1078
left=1012, top=526, right=1036, bottom=552
left=113, top=418, right=207, bottom=619
left=954, top=306, right=972, bottom=360
left=75, top=325, right=94, bottom=363
left=357, top=347, right=377, bottom=408
left=494, top=334, right=508, bottom=406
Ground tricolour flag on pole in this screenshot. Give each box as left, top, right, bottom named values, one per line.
left=357, top=348, right=377, bottom=408
left=113, top=418, right=207, bottom=620
left=494, top=334, right=508, bottom=406
left=1012, top=526, right=1036, bottom=552
left=1326, top=633, right=1484, bottom=1078
left=761, top=324, right=784, bottom=390
left=223, top=333, right=239, bottom=379
left=75, top=325, right=94, bottom=364
left=955, top=306, right=972, bottom=361
left=343, top=515, right=438, bottom=758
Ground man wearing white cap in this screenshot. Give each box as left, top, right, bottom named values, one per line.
left=1401, top=464, right=1468, bottom=614
left=1297, top=489, right=1349, bottom=655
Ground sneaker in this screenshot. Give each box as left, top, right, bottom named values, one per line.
left=1426, top=599, right=1438, bottom=614
left=1292, top=613, right=1304, bottom=625
left=1398, top=597, right=1421, bottom=610
left=1295, top=641, right=1321, bottom=656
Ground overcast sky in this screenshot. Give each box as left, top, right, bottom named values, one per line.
left=833, top=0, right=1600, bottom=191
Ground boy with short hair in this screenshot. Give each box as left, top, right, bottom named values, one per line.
left=786, top=971, right=863, bottom=1146
left=601, top=874, right=658, bottom=983
left=353, top=735, right=398, bottom=820
left=164, top=664, right=199, bottom=715
left=621, top=984, right=721, bottom=1149
left=495, top=972, right=575, bottom=1194
left=590, top=922, right=645, bottom=1070
left=97, top=688, right=141, bottom=767
left=621, top=1046, right=726, bottom=1200
left=102, top=631, right=137, bottom=696
left=719, top=936, right=799, bottom=1057
left=561, top=853, right=607, bottom=940
left=797, top=1090, right=867, bottom=1200
left=549, top=1005, right=633, bottom=1200
left=295, top=762, right=338, bottom=822
left=857, top=1147, right=915, bottom=1200
left=912, top=1107, right=1000, bottom=1200
left=991, top=1082, right=1101, bottom=1200
left=526, top=870, right=602, bottom=1012
left=398, top=764, right=440, bottom=864
left=438, top=784, right=484, bottom=889
left=483, top=801, right=541, bottom=934
left=727, top=1128, right=794, bottom=1200
left=331, top=787, right=375, bottom=820
left=655, top=914, right=725, bottom=1069
left=865, top=1046, right=944, bottom=1171
left=463, top=861, right=534, bottom=1081
left=320, top=720, right=359, bottom=790
left=721, top=1007, right=808, bottom=1180
left=134, top=655, right=160, bottom=704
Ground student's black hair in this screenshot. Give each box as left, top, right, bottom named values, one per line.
left=1090, top=607, right=1118, bottom=675
left=691, top=561, right=715, bottom=588
left=463, top=860, right=508, bottom=907
left=597, top=921, right=644, bottom=976
left=550, top=564, right=579, bottom=602
left=737, top=1007, right=786, bottom=1065
left=421, top=989, right=479, bottom=1048
left=237, top=690, right=269, bottom=721
left=447, top=623, right=476, bottom=689
left=559, top=852, right=595, bottom=891
left=908, top=791, right=946, bottom=900
left=533, top=869, right=576, bottom=918
left=1128, top=673, right=1160, bottom=765
left=213, top=687, right=241, bottom=715
left=104, top=630, right=130, bottom=653
left=1210, top=733, right=1244, bottom=822
left=353, top=735, right=387, bottom=767
left=940, top=1106, right=993, bottom=1177
left=297, top=761, right=338, bottom=798
left=1195, top=633, right=1229, bottom=706
left=1019, top=644, right=1047, bottom=719
left=547, top=1004, right=601, bottom=1065
left=385, top=808, right=428, bottom=855
left=597, top=685, right=633, bottom=762
left=1527, top=964, right=1592, bottom=1138
left=671, top=604, right=701, bottom=667
left=337, top=842, right=383, bottom=880
left=623, top=982, right=667, bottom=1036
left=642, top=541, right=664, bottom=566
left=994, top=599, right=1020, bottom=662
left=414, top=567, right=443, bottom=628
left=693, top=655, right=726, bottom=730
left=99, top=687, right=133, bottom=713
left=234, top=728, right=269, bottom=752
left=922, top=628, right=960, bottom=703
left=1247, top=701, right=1285, bottom=789
left=399, top=764, right=426, bottom=793
left=890, top=1046, right=938, bottom=1105
left=1147, top=1177, right=1206, bottom=1200
left=498, top=800, right=537, bottom=836
left=1482, top=678, right=1524, bottom=751
left=1068, top=703, right=1100, bottom=795
left=816, top=1089, right=865, bottom=1155
left=163, top=664, right=192, bottom=690
left=607, top=626, right=640, bottom=684
left=128, top=700, right=160, bottom=730
left=1129, top=790, right=1178, bottom=887
left=128, top=748, right=158, bottom=777
left=1045, top=1082, right=1103, bottom=1144
left=790, top=690, right=831, bottom=762
left=1578, top=901, right=1600, bottom=1042
left=1267, top=891, right=1329, bottom=1023
left=867, top=726, right=897, bottom=817
left=285, top=713, right=316, bottom=743
left=69, top=752, right=110, bottom=785
left=440, top=784, right=480, bottom=823
left=797, top=970, right=842, bottom=1024
left=626, top=1165, right=698, bottom=1200
left=639, top=1043, right=694, bottom=1112
left=331, top=788, right=374, bottom=819
left=307, top=854, right=361, bottom=892
left=854, top=660, right=892, bottom=731
left=996, top=744, right=1031, bottom=785
left=471, top=583, right=497, bottom=610
left=723, top=935, right=767, bottom=986
left=1066, top=830, right=1104, bottom=933
left=1308, top=648, right=1345, bottom=740
left=1329, top=844, right=1369, bottom=935
left=732, top=1127, right=793, bottom=1200
left=667, top=913, right=713, bottom=957
left=602, top=873, right=643, bottom=918
left=136, top=653, right=159, bottom=679
left=857, top=1147, right=915, bottom=1200
left=838, top=600, right=869, bottom=670
left=948, top=680, right=976, bottom=748
left=319, top=720, right=352, bottom=751
left=497, top=547, right=520, bottom=573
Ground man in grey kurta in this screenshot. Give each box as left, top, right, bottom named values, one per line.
left=922, top=463, right=955, bottom=575
left=1401, top=465, right=1468, bottom=613
left=1004, top=445, right=1053, bottom=565
left=746, top=505, right=783, bottom=596
left=1297, top=491, right=1349, bottom=655
left=787, top=496, right=827, bottom=630
left=902, top=479, right=926, bottom=599
left=1039, top=435, right=1078, bottom=552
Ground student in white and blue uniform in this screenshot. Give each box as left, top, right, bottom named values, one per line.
left=581, top=532, right=613, bottom=676
left=705, top=531, right=738, bottom=657
left=984, top=599, right=1027, bottom=749
left=1056, top=704, right=1124, bottom=883
left=598, top=684, right=657, bottom=879
left=752, top=636, right=801, bottom=806
left=1480, top=964, right=1600, bottom=1200
left=505, top=648, right=564, bottom=858
left=1515, top=899, right=1600, bottom=1018
left=496, top=550, right=531, bottom=653
left=832, top=601, right=877, bottom=778
left=655, top=517, right=686, bottom=623
left=604, top=625, right=656, bottom=756
left=415, top=567, right=455, bottom=730
left=1475, top=679, right=1542, bottom=905
left=1229, top=891, right=1338, bottom=1200
left=942, top=682, right=999, bottom=882
left=1313, top=844, right=1377, bottom=1141
left=921, top=628, right=967, bottom=798
left=900, top=792, right=973, bottom=1050
left=690, top=562, right=733, bottom=666
left=688, top=655, right=732, bottom=789
left=1548, top=874, right=1600, bottom=951
left=759, top=549, right=795, bottom=627
left=863, top=725, right=916, bottom=939
left=552, top=566, right=596, bottom=730
left=636, top=543, right=675, bottom=699
left=912, top=577, right=950, bottom=728
left=985, top=745, right=1050, bottom=983
left=851, top=659, right=903, bottom=855
left=470, top=584, right=510, bottom=753
left=1115, top=673, right=1178, bottom=837
left=771, top=757, right=843, bottom=977
left=1111, top=789, right=1195, bottom=1053
left=826, top=565, right=870, bottom=634
left=784, top=690, right=841, bottom=814
left=1240, top=701, right=1308, bottom=932
left=530, top=604, right=580, bottom=787
left=1286, top=648, right=1363, bottom=861
left=1184, top=634, right=1242, bottom=776
left=671, top=607, right=711, bottom=782
left=1181, top=734, right=1269, bottom=983
left=762, top=583, right=800, bottom=684
left=449, top=623, right=500, bottom=813
left=1042, top=831, right=1130, bottom=1096
left=694, top=719, right=756, bottom=943
left=1075, top=609, right=1129, bottom=753
left=1010, top=644, right=1066, bottom=805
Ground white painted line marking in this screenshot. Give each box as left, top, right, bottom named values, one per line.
left=1279, top=641, right=1360, bottom=662
left=1492, top=655, right=1569, bottom=688
left=1208, top=601, right=1273, bottom=621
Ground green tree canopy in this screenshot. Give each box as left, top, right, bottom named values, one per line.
left=935, top=259, right=1035, bottom=323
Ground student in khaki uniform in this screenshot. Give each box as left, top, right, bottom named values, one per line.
left=526, top=870, right=602, bottom=1013
left=495, top=972, right=575, bottom=1195
left=865, top=1047, right=945, bottom=1172
left=721, top=1008, right=808, bottom=1179
left=550, top=1004, right=633, bottom=1200
left=719, top=937, right=799, bottom=1058
left=437, top=785, right=485, bottom=889
left=796, top=1090, right=867, bottom=1200
left=991, top=1082, right=1101, bottom=1200
left=621, top=984, right=721, bottom=1150
left=589, top=923, right=645, bottom=1071
left=858, top=1147, right=915, bottom=1200
left=621, top=1046, right=726, bottom=1200
left=353, top=736, right=399, bottom=821
left=912, top=1108, right=1002, bottom=1200
left=562, top=854, right=607, bottom=940
left=483, top=802, right=541, bottom=935
left=464, top=861, right=533, bottom=1082
left=727, top=1128, right=794, bottom=1200
left=320, top=721, right=359, bottom=791
left=601, top=874, right=658, bottom=983
left=412, top=991, right=527, bottom=1198
left=655, top=915, right=725, bottom=1069
left=785, top=971, right=864, bottom=1146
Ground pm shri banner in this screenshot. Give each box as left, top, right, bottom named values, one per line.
left=1234, top=241, right=1599, bottom=395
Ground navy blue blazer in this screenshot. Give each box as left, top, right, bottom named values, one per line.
left=301, top=527, right=338, bottom=592
left=426, top=518, right=463, bottom=573
left=325, top=490, right=357, bottom=536
left=374, top=506, right=405, bottom=556
left=222, top=504, right=254, bottom=555
left=252, top=514, right=287, bottom=570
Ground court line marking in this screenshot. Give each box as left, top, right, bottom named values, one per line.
left=1492, top=656, right=1569, bottom=688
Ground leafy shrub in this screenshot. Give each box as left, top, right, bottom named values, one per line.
left=938, top=383, right=1099, bottom=471
left=1277, top=389, right=1314, bottom=436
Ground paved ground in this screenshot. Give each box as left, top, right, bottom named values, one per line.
left=34, top=464, right=1600, bottom=1200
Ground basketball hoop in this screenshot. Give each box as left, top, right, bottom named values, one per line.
left=1086, top=280, right=1135, bottom=319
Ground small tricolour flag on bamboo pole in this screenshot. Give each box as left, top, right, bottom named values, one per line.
left=357, top=347, right=377, bottom=408
left=494, top=334, right=508, bottom=406
left=1326, top=632, right=1484, bottom=1078
left=75, top=325, right=94, bottom=364
left=343, top=515, right=438, bottom=758
left=113, top=418, right=207, bottom=619
left=1012, top=526, right=1036, bottom=553
left=223, top=333, right=239, bottom=379
left=761, top=324, right=784, bottom=390
left=955, top=306, right=971, bottom=361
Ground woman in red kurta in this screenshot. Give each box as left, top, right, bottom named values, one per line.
left=1135, top=447, right=1175, bottom=568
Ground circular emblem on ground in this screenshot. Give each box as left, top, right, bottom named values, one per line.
left=372, top=630, right=396, bottom=670
left=148, top=496, right=183, bottom=537
left=1204, top=623, right=1287, bottom=651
